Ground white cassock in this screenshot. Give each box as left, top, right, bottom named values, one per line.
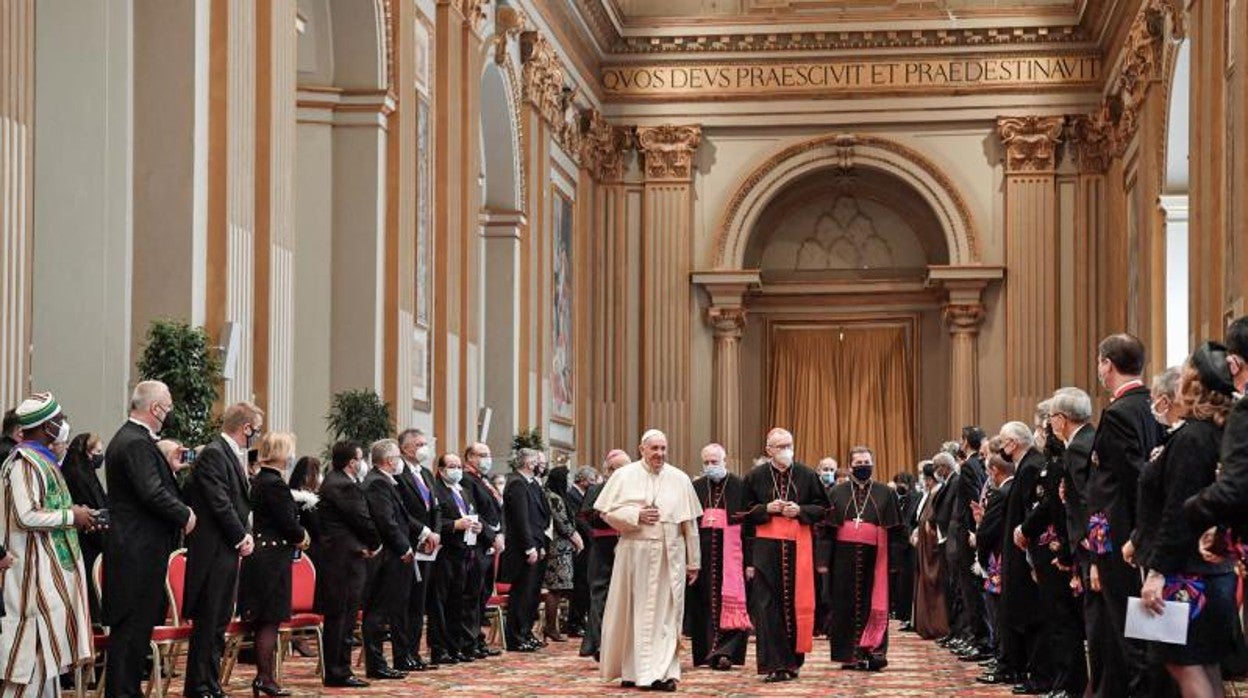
left=595, top=461, right=702, bottom=686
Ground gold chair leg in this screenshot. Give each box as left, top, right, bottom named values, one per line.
left=145, top=641, right=162, bottom=698
left=314, top=627, right=325, bottom=678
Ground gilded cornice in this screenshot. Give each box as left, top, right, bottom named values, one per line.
left=521, top=31, right=568, bottom=127
left=580, top=109, right=632, bottom=182
left=610, top=25, right=1087, bottom=55
left=996, top=116, right=1066, bottom=173
left=554, top=87, right=584, bottom=164
left=635, top=125, right=702, bottom=181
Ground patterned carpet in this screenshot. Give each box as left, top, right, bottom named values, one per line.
left=171, top=622, right=1028, bottom=697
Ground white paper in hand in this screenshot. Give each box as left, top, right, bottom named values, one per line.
left=1125, top=597, right=1189, bottom=645
left=463, top=513, right=480, bottom=547
left=414, top=545, right=440, bottom=563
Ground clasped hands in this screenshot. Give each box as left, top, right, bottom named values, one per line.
left=639, top=505, right=662, bottom=526
left=766, top=499, right=800, bottom=519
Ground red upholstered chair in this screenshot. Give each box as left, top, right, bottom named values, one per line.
left=75, top=556, right=111, bottom=698
left=167, top=550, right=250, bottom=689
left=277, top=554, right=325, bottom=680
left=485, top=551, right=509, bottom=650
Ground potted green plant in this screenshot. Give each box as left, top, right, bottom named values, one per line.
left=136, top=319, right=223, bottom=446
left=509, top=427, right=546, bottom=468
left=325, top=389, right=394, bottom=453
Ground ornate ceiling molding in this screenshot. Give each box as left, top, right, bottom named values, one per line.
left=996, top=115, right=1066, bottom=172
left=635, top=125, right=702, bottom=181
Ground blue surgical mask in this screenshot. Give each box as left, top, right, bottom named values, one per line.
left=443, top=467, right=463, bottom=485
left=704, top=464, right=727, bottom=482
left=819, top=472, right=836, bottom=486
left=479, top=457, right=493, bottom=474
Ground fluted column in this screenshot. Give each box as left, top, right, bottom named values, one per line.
left=997, top=116, right=1064, bottom=417
left=1067, top=112, right=1110, bottom=391
left=944, top=303, right=985, bottom=435
left=0, top=0, right=33, bottom=408
left=255, top=0, right=297, bottom=429
left=637, top=124, right=701, bottom=466
left=693, top=270, right=759, bottom=472
left=582, top=110, right=634, bottom=460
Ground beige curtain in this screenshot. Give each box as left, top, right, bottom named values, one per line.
left=768, top=326, right=915, bottom=483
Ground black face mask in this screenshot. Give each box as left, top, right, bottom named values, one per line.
left=895, top=485, right=908, bottom=495
left=1001, top=449, right=1015, bottom=464
left=89, top=453, right=105, bottom=470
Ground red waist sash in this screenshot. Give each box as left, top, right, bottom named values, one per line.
left=835, top=520, right=890, bottom=652
left=756, top=517, right=814, bottom=654
left=590, top=528, right=620, bottom=538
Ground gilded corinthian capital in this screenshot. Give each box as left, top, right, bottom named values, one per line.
left=520, top=32, right=566, bottom=127
left=580, top=110, right=632, bottom=182
left=996, top=116, right=1066, bottom=173
left=635, top=125, right=702, bottom=181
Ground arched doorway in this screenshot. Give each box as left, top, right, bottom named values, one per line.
left=1161, top=39, right=1190, bottom=366
left=477, top=60, right=524, bottom=457
left=696, top=134, right=1000, bottom=479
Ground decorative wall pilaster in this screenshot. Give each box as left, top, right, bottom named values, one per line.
left=0, top=0, right=33, bottom=409
left=582, top=110, right=635, bottom=458
left=1065, top=112, right=1109, bottom=392
left=943, top=302, right=985, bottom=434
left=997, top=115, right=1064, bottom=417
left=636, top=124, right=701, bottom=465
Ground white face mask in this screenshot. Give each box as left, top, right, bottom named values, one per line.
left=416, top=445, right=432, bottom=469
left=395, top=458, right=407, bottom=475
left=443, top=467, right=463, bottom=485
left=356, top=459, right=370, bottom=481
left=704, top=462, right=727, bottom=482
left=48, top=419, right=71, bottom=445
left=479, top=457, right=493, bottom=474
left=1151, top=397, right=1170, bottom=426
left=774, top=448, right=794, bottom=467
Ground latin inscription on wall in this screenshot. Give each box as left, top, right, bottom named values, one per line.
left=602, top=54, right=1100, bottom=99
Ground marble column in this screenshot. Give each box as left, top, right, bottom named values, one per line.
left=480, top=210, right=526, bottom=459
left=997, top=116, right=1064, bottom=418
left=693, top=270, right=759, bottom=473
left=929, top=266, right=999, bottom=438
left=637, top=124, right=701, bottom=466
left=0, top=0, right=34, bottom=409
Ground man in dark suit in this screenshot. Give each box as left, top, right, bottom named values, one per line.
left=565, top=466, right=595, bottom=636
left=578, top=449, right=631, bottom=658
left=360, top=439, right=415, bottom=681
left=993, top=422, right=1044, bottom=691
left=428, top=453, right=484, bottom=663
left=103, top=381, right=196, bottom=698
left=461, top=442, right=503, bottom=658
left=395, top=429, right=441, bottom=671
left=500, top=447, right=551, bottom=650
left=974, top=454, right=1013, bottom=685
left=1045, top=387, right=1098, bottom=698
left=1085, top=334, right=1165, bottom=698
left=315, top=442, right=380, bottom=689
left=181, top=403, right=259, bottom=698
left=950, top=428, right=988, bottom=658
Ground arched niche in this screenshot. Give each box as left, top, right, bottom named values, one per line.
left=713, top=134, right=980, bottom=270
left=478, top=58, right=526, bottom=458
left=744, top=166, right=950, bottom=282
left=1161, top=38, right=1190, bottom=366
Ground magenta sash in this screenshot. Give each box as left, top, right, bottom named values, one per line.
left=701, top=508, right=753, bottom=631
left=836, top=520, right=889, bottom=651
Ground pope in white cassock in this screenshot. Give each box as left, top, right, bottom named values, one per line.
left=595, top=429, right=702, bottom=692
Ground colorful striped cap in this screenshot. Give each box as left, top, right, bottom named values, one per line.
left=16, top=392, right=61, bottom=429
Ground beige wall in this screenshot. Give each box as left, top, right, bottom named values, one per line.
left=31, top=0, right=134, bottom=438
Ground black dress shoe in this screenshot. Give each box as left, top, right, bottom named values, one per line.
left=512, top=643, right=538, bottom=653
left=647, top=679, right=677, bottom=692
left=1012, top=682, right=1047, bottom=695
left=621, top=681, right=636, bottom=687
left=431, top=652, right=458, bottom=665
left=366, top=667, right=407, bottom=680
left=977, top=671, right=1018, bottom=685
left=712, top=656, right=733, bottom=671
left=959, top=650, right=994, bottom=662
left=764, top=671, right=789, bottom=682
left=251, top=678, right=291, bottom=696
left=476, top=644, right=502, bottom=657
left=452, top=651, right=475, bottom=663
left=394, top=658, right=428, bottom=672
left=898, top=622, right=916, bottom=632
left=323, top=676, right=370, bottom=688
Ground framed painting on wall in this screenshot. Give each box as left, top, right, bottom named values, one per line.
left=416, top=96, right=432, bottom=328
left=412, top=326, right=430, bottom=409
left=551, top=188, right=575, bottom=424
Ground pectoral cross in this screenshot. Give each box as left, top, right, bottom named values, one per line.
left=854, top=516, right=862, bottom=528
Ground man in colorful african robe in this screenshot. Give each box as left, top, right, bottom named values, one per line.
left=0, top=393, right=94, bottom=697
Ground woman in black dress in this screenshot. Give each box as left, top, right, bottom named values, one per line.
left=238, top=433, right=310, bottom=697
left=1139, top=348, right=1237, bottom=697
left=287, top=456, right=323, bottom=565
left=61, top=432, right=109, bottom=623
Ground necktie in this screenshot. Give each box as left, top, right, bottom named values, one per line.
left=451, top=486, right=469, bottom=516
left=413, top=472, right=431, bottom=508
